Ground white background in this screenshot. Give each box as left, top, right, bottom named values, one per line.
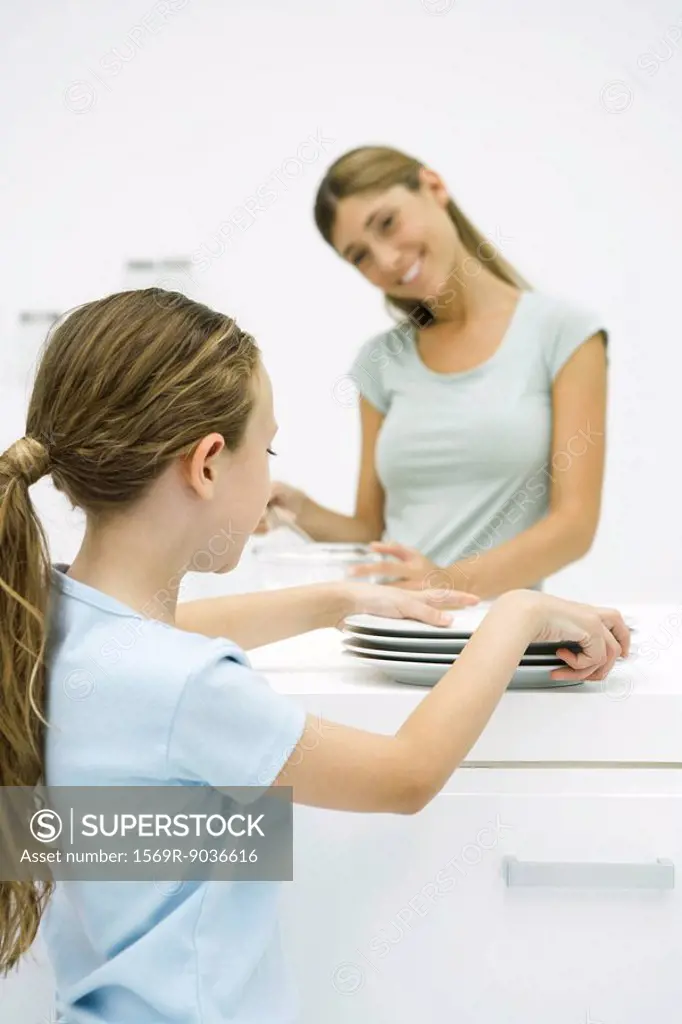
left=2, top=0, right=682, bottom=604
left=0, top=1, right=681, bottom=1011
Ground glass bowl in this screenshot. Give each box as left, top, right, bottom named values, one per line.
left=251, top=542, right=386, bottom=589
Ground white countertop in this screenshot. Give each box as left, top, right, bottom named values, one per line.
left=249, top=604, right=682, bottom=765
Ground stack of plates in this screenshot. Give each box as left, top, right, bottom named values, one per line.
left=342, top=609, right=586, bottom=689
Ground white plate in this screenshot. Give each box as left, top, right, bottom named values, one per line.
left=343, top=631, right=572, bottom=657
left=343, top=641, right=562, bottom=665
left=343, top=627, right=580, bottom=657
left=343, top=652, right=582, bottom=688
left=345, top=611, right=637, bottom=636
left=344, top=630, right=470, bottom=651
left=344, top=611, right=489, bottom=638
left=344, top=611, right=633, bottom=654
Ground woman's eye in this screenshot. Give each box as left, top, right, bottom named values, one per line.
left=267, top=448, right=277, bottom=456
left=350, top=216, right=395, bottom=266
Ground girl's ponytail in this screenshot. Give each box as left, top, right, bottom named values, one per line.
left=0, top=434, right=55, bottom=973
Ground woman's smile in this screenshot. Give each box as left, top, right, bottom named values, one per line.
left=397, top=255, right=423, bottom=286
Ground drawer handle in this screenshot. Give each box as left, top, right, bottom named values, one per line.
left=502, top=856, right=675, bottom=890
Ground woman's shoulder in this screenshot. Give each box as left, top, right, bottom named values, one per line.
left=346, top=319, right=416, bottom=413
left=352, top=318, right=416, bottom=368
left=524, top=290, right=608, bottom=379
left=524, top=289, right=605, bottom=332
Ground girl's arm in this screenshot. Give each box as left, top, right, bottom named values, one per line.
left=273, top=590, right=627, bottom=813
left=175, top=583, right=356, bottom=649
left=175, top=580, right=469, bottom=650
left=449, top=334, right=607, bottom=598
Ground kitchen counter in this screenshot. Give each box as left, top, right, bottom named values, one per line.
left=249, top=603, right=682, bottom=764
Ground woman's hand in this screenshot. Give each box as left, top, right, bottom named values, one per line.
left=335, top=581, right=479, bottom=630
left=348, top=540, right=474, bottom=605
left=347, top=540, right=437, bottom=582
left=254, top=481, right=309, bottom=534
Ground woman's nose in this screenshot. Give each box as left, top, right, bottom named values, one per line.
left=373, top=245, right=402, bottom=278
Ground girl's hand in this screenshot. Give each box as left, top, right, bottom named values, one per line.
left=336, top=581, right=479, bottom=630
left=521, top=593, right=631, bottom=681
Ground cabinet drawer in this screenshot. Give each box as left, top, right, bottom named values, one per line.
left=281, top=770, right=682, bottom=1023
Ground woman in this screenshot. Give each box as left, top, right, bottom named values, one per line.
left=261, top=145, right=608, bottom=599
left=0, top=288, right=626, bottom=1023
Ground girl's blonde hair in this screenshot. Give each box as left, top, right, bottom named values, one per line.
left=314, top=144, right=531, bottom=326
left=0, top=288, right=260, bottom=973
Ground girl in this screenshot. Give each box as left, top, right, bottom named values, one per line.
left=261, top=145, right=609, bottom=599
left=0, top=289, right=627, bottom=1023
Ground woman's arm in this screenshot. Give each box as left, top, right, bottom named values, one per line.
left=449, top=333, right=607, bottom=597
left=259, top=397, right=386, bottom=543
left=294, top=396, right=386, bottom=542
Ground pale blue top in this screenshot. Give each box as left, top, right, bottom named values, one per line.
left=41, top=564, right=306, bottom=1024
left=348, top=290, right=607, bottom=586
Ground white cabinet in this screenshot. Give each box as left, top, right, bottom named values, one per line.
left=280, top=769, right=682, bottom=1023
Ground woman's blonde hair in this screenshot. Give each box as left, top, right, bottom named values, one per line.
left=0, top=288, right=260, bottom=973
left=314, top=144, right=531, bottom=326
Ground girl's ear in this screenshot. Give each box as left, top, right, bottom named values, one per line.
left=183, top=433, right=225, bottom=492
left=201, top=435, right=226, bottom=481
left=205, top=438, right=223, bottom=462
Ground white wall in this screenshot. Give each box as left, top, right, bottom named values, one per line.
left=3, top=0, right=682, bottom=606
left=1, top=0, right=681, bottom=1013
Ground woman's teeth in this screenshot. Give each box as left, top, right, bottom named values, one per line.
left=399, top=259, right=422, bottom=285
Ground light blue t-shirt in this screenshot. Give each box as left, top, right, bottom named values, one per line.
left=348, top=290, right=607, bottom=586
left=41, top=564, right=306, bottom=1024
